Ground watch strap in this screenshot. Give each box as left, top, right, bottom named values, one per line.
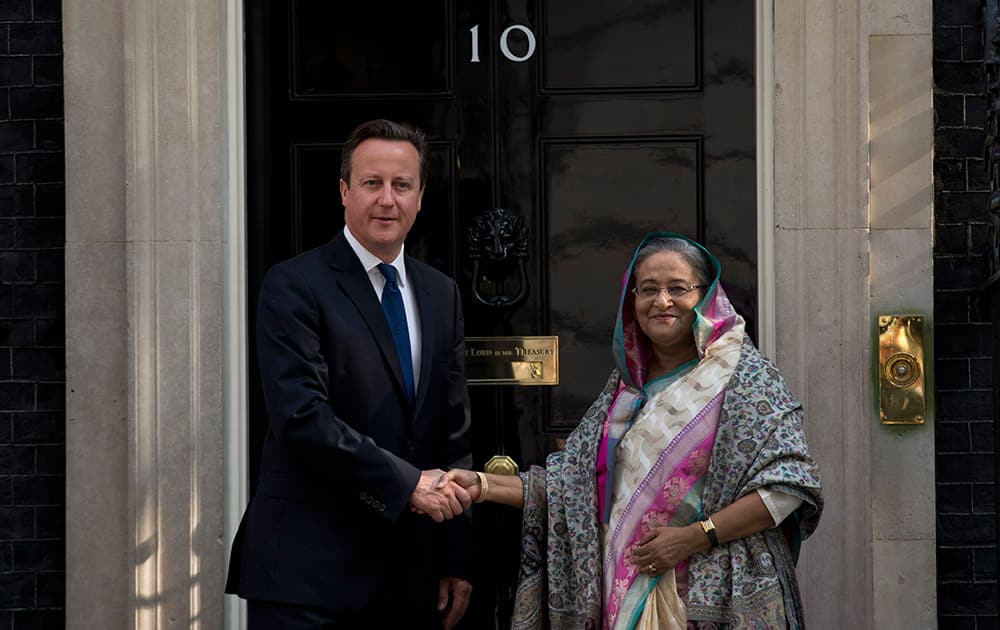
left=700, top=517, right=719, bottom=548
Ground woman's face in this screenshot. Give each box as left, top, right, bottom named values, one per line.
left=632, top=250, right=703, bottom=357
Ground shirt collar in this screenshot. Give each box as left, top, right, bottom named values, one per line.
left=343, top=226, right=408, bottom=287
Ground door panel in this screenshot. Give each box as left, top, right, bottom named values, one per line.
left=544, top=138, right=702, bottom=428
left=541, top=0, right=700, bottom=91
left=246, top=1, right=755, bottom=627
left=290, top=2, right=454, bottom=97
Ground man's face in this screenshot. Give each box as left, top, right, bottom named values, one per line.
left=340, top=138, right=424, bottom=262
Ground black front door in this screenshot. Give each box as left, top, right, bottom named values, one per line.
left=245, top=1, right=756, bottom=627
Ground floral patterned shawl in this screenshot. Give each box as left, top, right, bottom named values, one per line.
left=511, top=234, right=823, bottom=630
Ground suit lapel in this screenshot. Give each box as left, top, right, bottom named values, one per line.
left=328, top=234, right=409, bottom=406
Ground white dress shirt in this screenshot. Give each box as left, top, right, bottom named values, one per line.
left=343, top=227, right=422, bottom=390
left=757, top=487, right=803, bottom=526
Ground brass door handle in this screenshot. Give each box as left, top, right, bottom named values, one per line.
left=484, top=455, right=519, bottom=476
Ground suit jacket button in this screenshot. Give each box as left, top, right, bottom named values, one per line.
left=360, top=492, right=367, bottom=500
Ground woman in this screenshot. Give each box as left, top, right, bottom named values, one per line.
left=443, top=233, right=822, bottom=629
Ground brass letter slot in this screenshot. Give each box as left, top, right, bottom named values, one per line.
left=877, top=315, right=926, bottom=425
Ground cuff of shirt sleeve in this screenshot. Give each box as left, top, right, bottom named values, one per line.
left=757, top=487, right=804, bottom=527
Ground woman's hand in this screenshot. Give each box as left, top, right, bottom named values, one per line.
left=630, top=492, right=778, bottom=574
left=630, top=524, right=709, bottom=576
left=436, top=469, right=482, bottom=502
left=410, top=469, right=473, bottom=520
left=436, top=469, right=526, bottom=508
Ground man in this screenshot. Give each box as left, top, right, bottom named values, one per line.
left=226, top=119, right=475, bottom=629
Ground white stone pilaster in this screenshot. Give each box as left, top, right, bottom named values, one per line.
left=773, top=0, right=875, bottom=627
left=66, top=0, right=230, bottom=627
left=869, top=16, right=936, bottom=630
left=64, top=0, right=129, bottom=626
left=773, top=0, right=936, bottom=627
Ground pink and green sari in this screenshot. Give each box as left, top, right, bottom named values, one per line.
left=599, top=234, right=742, bottom=629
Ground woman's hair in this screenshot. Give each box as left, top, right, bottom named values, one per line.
left=632, top=236, right=714, bottom=287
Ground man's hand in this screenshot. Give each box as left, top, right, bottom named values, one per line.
left=411, top=469, right=472, bottom=522
left=436, top=468, right=482, bottom=502
left=438, top=577, right=473, bottom=630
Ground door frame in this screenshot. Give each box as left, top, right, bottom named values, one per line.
left=224, top=2, right=777, bottom=628
left=755, top=0, right=776, bottom=359
left=223, top=0, right=248, bottom=627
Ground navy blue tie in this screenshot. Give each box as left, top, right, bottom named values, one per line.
left=377, top=263, right=415, bottom=403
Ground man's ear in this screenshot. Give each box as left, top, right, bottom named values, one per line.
left=339, top=178, right=349, bottom=204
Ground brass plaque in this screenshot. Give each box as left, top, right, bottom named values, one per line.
left=465, top=336, right=559, bottom=385
left=877, top=315, right=926, bottom=425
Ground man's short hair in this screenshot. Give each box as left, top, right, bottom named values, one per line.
left=340, top=119, right=429, bottom=187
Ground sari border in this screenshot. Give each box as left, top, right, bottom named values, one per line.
left=607, top=389, right=726, bottom=563
left=603, top=390, right=726, bottom=629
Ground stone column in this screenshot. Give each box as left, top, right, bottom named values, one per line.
left=773, top=0, right=873, bottom=626
left=868, top=2, right=936, bottom=627
left=65, top=0, right=229, bottom=627
left=773, top=0, right=936, bottom=627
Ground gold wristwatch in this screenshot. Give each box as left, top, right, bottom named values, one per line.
left=699, top=517, right=719, bottom=548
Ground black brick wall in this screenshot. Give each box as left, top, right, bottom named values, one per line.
left=0, top=0, right=64, bottom=628
left=935, top=0, right=999, bottom=626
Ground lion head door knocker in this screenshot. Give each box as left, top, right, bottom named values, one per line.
left=467, top=207, right=529, bottom=308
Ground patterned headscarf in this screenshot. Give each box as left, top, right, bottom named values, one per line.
left=613, top=232, right=740, bottom=390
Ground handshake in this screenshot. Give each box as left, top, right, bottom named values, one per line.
left=410, top=468, right=482, bottom=522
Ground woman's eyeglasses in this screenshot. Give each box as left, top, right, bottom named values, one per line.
left=632, top=284, right=706, bottom=301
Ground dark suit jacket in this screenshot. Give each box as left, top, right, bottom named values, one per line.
left=226, top=233, right=474, bottom=612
